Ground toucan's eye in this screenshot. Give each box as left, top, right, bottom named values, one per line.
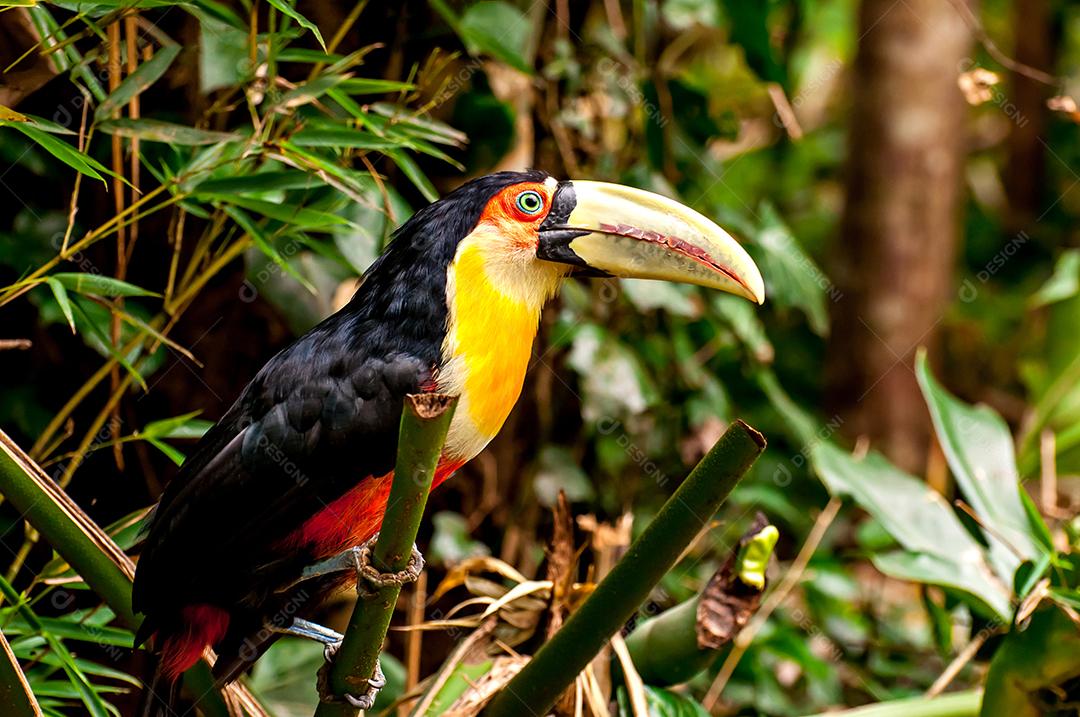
left=516, top=190, right=544, bottom=215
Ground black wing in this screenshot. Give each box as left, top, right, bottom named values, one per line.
left=132, top=309, right=433, bottom=637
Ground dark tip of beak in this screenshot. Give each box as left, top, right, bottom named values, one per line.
left=537, top=181, right=593, bottom=269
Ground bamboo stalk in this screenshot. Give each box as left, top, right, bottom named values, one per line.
left=482, top=420, right=765, bottom=717
left=314, top=394, right=458, bottom=717
left=0, top=429, right=136, bottom=626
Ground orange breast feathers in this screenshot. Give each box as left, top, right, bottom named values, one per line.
left=436, top=189, right=567, bottom=463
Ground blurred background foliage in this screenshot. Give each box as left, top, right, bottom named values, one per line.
left=0, top=0, right=1078, bottom=715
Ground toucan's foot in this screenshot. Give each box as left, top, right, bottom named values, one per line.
left=294, top=533, right=425, bottom=598
left=316, top=652, right=386, bottom=710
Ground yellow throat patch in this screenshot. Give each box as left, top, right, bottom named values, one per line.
left=438, top=234, right=564, bottom=461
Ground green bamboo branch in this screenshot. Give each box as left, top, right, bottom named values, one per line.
left=802, top=690, right=982, bottom=717
left=625, top=520, right=777, bottom=686
left=0, top=429, right=136, bottom=625
left=482, top=420, right=766, bottom=717
left=314, top=393, right=458, bottom=717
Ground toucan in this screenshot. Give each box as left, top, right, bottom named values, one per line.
left=132, top=170, right=764, bottom=708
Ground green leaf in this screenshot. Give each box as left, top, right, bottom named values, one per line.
left=97, top=118, right=240, bottom=146
left=198, top=14, right=249, bottom=92
left=69, top=299, right=147, bottom=391
left=94, top=44, right=180, bottom=121
left=264, top=0, right=326, bottom=50
left=458, top=1, right=532, bottom=73
left=386, top=149, right=438, bottom=202
left=45, top=278, right=76, bottom=333
left=50, top=273, right=159, bottom=298
left=338, top=78, right=416, bottom=94
left=916, top=351, right=1041, bottom=583
left=275, top=73, right=351, bottom=110
left=194, top=170, right=323, bottom=195
left=196, top=194, right=349, bottom=230
left=140, top=411, right=205, bottom=439
left=6, top=124, right=107, bottom=183
left=1029, top=249, right=1080, bottom=308
left=223, top=205, right=316, bottom=292
left=811, top=442, right=1012, bottom=620
left=617, top=685, right=711, bottom=717
left=146, top=438, right=186, bottom=466
left=290, top=127, right=405, bottom=151
left=752, top=202, right=831, bottom=335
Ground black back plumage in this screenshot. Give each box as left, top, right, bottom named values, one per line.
left=133, top=170, right=550, bottom=647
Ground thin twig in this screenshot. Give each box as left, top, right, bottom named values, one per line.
left=925, top=629, right=994, bottom=698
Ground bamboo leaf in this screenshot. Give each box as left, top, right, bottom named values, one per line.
left=264, top=0, right=326, bottom=50
left=94, top=45, right=180, bottom=121
left=69, top=298, right=147, bottom=391
left=97, top=118, right=240, bottom=146
left=6, top=124, right=106, bottom=183
left=223, top=205, right=316, bottom=292
left=0, top=578, right=111, bottom=717
left=198, top=193, right=349, bottom=230
left=45, top=278, right=76, bottom=334
left=50, top=273, right=159, bottom=298
left=289, top=127, right=404, bottom=151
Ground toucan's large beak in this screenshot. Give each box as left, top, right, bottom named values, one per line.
left=537, top=180, right=764, bottom=304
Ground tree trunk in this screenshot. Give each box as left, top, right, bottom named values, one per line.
left=826, top=0, right=973, bottom=473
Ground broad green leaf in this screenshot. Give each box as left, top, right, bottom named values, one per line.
left=458, top=1, right=532, bottom=73
left=811, top=442, right=1012, bottom=620
left=982, top=607, right=1080, bottom=717
left=916, top=352, right=1041, bottom=583
left=50, top=273, right=158, bottom=298
left=264, top=0, right=326, bottom=50
left=94, top=44, right=180, bottom=121
left=872, top=551, right=1011, bottom=621
left=45, top=278, right=75, bottom=333
left=97, top=118, right=240, bottom=146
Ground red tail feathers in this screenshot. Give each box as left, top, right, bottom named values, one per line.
left=158, top=604, right=230, bottom=681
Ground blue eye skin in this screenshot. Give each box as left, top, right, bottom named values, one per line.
left=516, top=190, right=544, bottom=215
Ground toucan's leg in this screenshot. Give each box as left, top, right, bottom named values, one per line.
left=289, top=534, right=423, bottom=710
left=271, top=617, right=342, bottom=646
